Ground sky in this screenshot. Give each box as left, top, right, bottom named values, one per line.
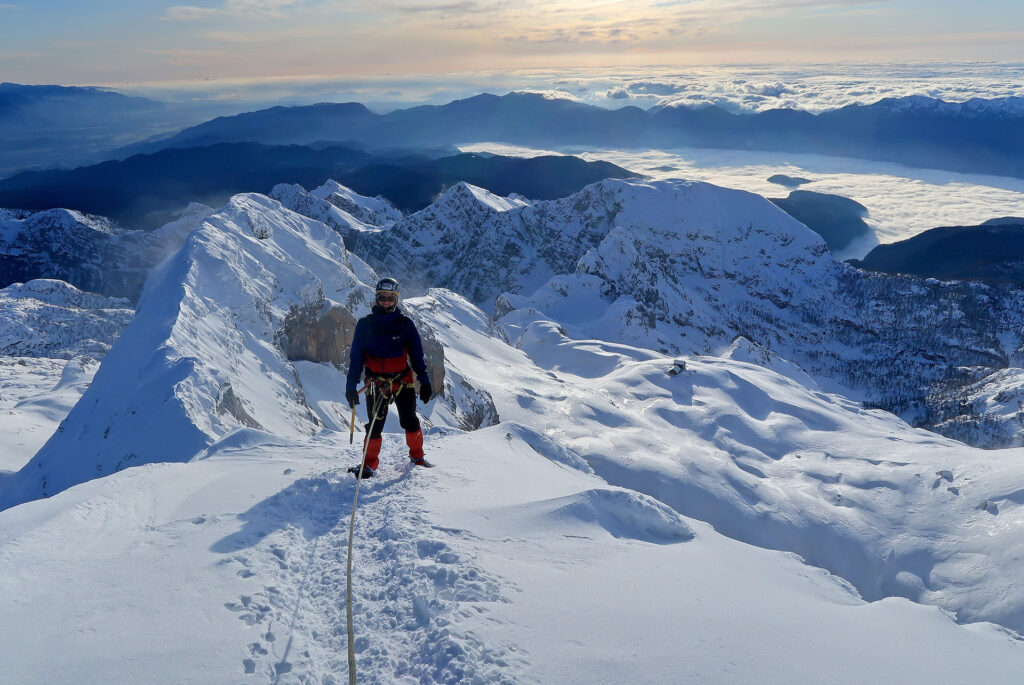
left=2, top=1, right=1024, bottom=90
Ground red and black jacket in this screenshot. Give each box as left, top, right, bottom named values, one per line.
left=346, top=304, right=430, bottom=394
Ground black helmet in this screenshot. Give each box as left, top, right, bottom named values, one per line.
left=375, top=277, right=400, bottom=294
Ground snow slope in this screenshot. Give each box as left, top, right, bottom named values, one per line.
left=1, top=397, right=1021, bottom=683
left=426, top=289, right=1024, bottom=633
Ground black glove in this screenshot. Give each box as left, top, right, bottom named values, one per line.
left=419, top=382, right=433, bottom=404
left=346, top=388, right=359, bottom=407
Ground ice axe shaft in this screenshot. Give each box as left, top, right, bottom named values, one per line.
left=349, top=384, right=368, bottom=445
left=349, top=405, right=356, bottom=444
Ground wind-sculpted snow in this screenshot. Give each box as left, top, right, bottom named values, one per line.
left=424, top=289, right=1024, bottom=635
left=0, top=194, right=380, bottom=508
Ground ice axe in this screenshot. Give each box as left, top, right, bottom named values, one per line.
left=349, top=384, right=367, bottom=444
left=349, top=405, right=356, bottom=444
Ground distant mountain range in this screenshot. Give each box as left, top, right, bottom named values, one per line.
left=111, top=92, right=1024, bottom=179
left=6, top=85, right=1024, bottom=183
left=0, top=142, right=635, bottom=229
left=850, top=219, right=1024, bottom=284
left=0, top=83, right=211, bottom=178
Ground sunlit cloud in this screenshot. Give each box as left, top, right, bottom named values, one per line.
left=389, top=1, right=482, bottom=13
left=105, top=62, right=1024, bottom=116
left=163, top=0, right=307, bottom=21
left=361, top=0, right=898, bottom=48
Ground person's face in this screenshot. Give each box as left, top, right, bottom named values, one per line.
left=376, top=291, right=397, bottom=307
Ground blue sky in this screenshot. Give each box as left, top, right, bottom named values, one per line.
left=1, top=1, right=1023, bottom=86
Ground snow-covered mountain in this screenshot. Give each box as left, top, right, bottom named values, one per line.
left=281, top=178, right=1024, bottom=447
left=0, top=279, right=133, bottom=359
left=0, top=279, right=134, bottom=474
left=0, top=203, right=212, bottom=300
left=3, top=177, right=1024, bottom=682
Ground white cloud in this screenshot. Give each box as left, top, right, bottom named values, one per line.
left=112, top=62, right=1024, bottom=115
left=163, top=0, right=306, bottom=21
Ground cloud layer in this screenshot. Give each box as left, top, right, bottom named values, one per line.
left=116, top=61, right=1024, bottom=116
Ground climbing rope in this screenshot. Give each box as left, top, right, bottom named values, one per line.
left=345, top=381, right=396, bottom=685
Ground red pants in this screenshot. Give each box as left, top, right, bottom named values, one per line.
left=362, top=385, right=424, bottom=469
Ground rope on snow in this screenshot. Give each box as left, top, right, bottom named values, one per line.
left=346, top=387, right=387, bottom=685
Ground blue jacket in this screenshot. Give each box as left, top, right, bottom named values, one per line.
left=346, top=304, right=430, bottom=394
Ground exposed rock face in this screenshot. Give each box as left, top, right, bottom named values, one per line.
left=280, top=301, right=360, bottom=367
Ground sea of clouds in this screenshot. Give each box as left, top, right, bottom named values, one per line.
left=105, top=62, right=1024, bottom=255
left=116, top=61, right=1024, bottom=114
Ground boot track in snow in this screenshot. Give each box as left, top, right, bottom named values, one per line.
left=212, top=436, right=524, bottom=683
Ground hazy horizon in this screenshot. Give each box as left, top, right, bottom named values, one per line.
left=3, top=0, right=1023, bottom=110
left=7, top=61, right=1024, bottom=118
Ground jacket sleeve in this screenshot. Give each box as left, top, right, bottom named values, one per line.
left=405, top=318, right=430, bottom=386
left=346, top=318, right=366, bottom=394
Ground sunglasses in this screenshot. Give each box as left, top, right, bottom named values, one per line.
left=376, top=292, right=397, bottom=302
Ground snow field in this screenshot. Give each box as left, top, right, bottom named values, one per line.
left=3, top=420, right=1021, bottom=684
left=418, top=289, right=1024, bottom=635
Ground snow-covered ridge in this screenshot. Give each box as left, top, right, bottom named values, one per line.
left=2, top=180, right=1024, bottom=679
left=0, top=194, right=379, bottom=508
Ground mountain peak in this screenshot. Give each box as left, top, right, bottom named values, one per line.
left=435, top=181, right=529, bottom=214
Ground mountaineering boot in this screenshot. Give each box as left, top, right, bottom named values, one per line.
left=406, top=429, right=425, bottom=465
left=363, top=436, right=382, bottom=471
left=348, top=464, right=374, bottom=479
